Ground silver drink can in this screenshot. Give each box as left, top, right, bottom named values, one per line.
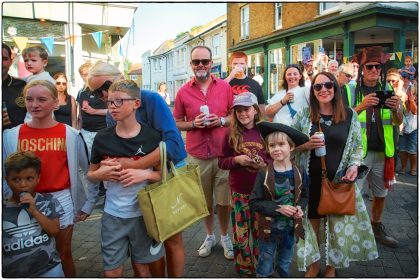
left=314, top=132, right=326, bottom=157
left=200, top=105, right=210, bottom=126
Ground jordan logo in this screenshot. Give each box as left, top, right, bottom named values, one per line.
left=135, top=145, right=146, bottom=156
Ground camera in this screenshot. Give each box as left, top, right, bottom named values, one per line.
left=374, top=90, right=394, bottom=109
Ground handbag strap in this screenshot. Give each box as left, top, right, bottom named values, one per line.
left=159, top=141, right=168, bottom=183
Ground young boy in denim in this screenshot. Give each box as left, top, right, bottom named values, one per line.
left=87, top=80, right=164, bottom=277
left=250, top=122, right=309, bottom=277
left=3, top=151, right=64, bottom=277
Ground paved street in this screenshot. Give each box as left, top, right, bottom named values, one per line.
left=73, top=172, right=418, bottom=278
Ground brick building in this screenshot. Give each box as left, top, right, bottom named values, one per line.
left=227, top=2, right=418, bottom=99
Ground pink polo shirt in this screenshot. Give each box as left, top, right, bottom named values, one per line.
left=173, top=75, right=234, bottom=159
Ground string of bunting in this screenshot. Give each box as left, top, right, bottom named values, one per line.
left=11, top=30, right=109, bottom=53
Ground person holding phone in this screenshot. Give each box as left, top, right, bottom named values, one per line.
left=353, top=46, right=403, bottom=249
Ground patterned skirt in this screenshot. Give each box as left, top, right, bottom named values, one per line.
left=231, top=191, right=259, bottom=276
left=296, top=184, right=379, bottom=270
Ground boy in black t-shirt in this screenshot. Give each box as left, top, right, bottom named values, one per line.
left=3, top=151, right=64, bottom=277
left=87, top=80, right=164, bottom=277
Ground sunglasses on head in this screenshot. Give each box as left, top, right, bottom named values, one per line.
left=56, top=82, right=67, bottom=86
left=191, top=59, right=211, bottom=66
left=365, top=64, right=382, bottom=70
left=343, top=73, right=353, bottom=79
left=94, top=80, right=112, bottom=96
left=312, top=81, right=334, bottom=91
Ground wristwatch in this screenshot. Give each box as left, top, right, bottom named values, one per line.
left=220, top=117, right=226, bottom=127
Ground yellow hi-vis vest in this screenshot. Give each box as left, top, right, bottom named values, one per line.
left=356, top=84, right=395, bottom=158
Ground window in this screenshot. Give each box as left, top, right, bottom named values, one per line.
left=167, top=53, right=173, bottom=70
left=212, top=34, right=221, bottom=57
left=181, top=48, right=186, bottom=66
left=240, top=5, right=249, bottom=39
left=268, top=48, right=286, bottom=97
left=275, top=3, right=282, bottom=29
left=319, top=2, right=341, bottom=14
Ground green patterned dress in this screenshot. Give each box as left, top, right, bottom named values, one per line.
left=291, top=107, right=378, bottom=270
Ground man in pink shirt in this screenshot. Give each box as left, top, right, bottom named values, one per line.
left=173, top=46, right=234, bottom=260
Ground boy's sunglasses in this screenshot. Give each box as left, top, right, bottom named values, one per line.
left=365, top=64, right=382, bottom=71
left=312, top=81, right=334, bottom=91
left=387, top=79, right=398, bottom=83
left=191, top=59, right=211, bottom=66
left=56, top=82, right=67, bottom=86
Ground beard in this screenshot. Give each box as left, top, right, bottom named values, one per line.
left=194, top=69, right=210, bottom=82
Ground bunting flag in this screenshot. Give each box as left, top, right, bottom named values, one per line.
left=67, top=35, right=77, bottom=45
left=396, top=52, right=402, bottom=61
left=13, top=36, right=28, bottom=51
left=119, top=43, right=124, bottom=57
left=91, top=31, right=103, bottom=49
left=390, top=53, right=396, bottom=61
left=40, top=36, right=54, bottom=54
left=343, top=57, right=348, bottom=64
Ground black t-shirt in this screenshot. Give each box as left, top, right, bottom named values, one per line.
left=78, top=89, right=107, bottom=132
left=359, top=83, right=385, bottom=152
left=91, top=123, right=161, bottom=164
left=54, top=96, right=72, bottom=126
left=2, top=75, right=27, bottom=130
left=229, top=77, right=265, bottom=104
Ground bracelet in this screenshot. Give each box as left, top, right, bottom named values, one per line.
left=280, top=100, right=285, bottom=106
left=191, top=120, right=195, bottom=129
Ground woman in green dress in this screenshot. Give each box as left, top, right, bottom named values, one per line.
left=292, top=71, right=378, bottom=277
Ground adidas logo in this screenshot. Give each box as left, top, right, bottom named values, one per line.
left=3, top=209, right=50, bottom=252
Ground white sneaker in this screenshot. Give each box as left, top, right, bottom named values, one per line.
left=221, top=235, right=234, bottom=260
left=197, top=236, right=216, bottom=257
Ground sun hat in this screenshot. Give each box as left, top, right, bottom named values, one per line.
left=257, top=121, right=309, bottom=147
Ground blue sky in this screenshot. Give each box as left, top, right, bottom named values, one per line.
left=121, top=3, right=226, bottom=62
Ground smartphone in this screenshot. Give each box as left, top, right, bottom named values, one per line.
left=374, top=90, right=394, bottom=109
left=302, top=47, right=312, bottom=65
left=319, top=46, right=325, bottom=54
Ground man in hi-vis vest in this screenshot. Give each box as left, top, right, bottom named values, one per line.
left=353, top=46, right=403, bottom=248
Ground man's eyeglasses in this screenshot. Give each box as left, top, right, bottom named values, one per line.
left=106, top=98, right=137, bottom=108
left=56, top=82, right=67, bottom=86
left=313, top=81, right=334, bottom=91
left=365, top=64, right=381, bottom=71
left=191, top=59, right=211, bottom=66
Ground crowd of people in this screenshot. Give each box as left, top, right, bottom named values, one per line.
left=2, top=42, right=417, bottom=278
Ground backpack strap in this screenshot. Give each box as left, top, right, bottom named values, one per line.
left=78, top=132, right=90, bottom=165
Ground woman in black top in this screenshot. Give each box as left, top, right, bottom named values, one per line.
left=54, top=73, right=77, bottom=128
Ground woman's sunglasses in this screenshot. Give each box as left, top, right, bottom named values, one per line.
left=56, top=82, right=67, bottom=86
left=365, top=64, right=382, bottom=71
left=312, top=81, right=334, bottom=91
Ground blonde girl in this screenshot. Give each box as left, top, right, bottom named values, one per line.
left=3, top=80, right=98, bottom=277
left=218, top=92, right=267, bottom=277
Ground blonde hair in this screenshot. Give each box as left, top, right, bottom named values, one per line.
left=22, top=45, right=49, bottom=60
left=87, top=61, right=122, bottom=90
left=266, top=132, right=295, bottom=152
left=79, top=61, right=93, bottom=75
left=109, top=80, right=140, bottom=99
left=23, top=80, right=57, bottom=100
left=228, top=104, right=263, bottom=154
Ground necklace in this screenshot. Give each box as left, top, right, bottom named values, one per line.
left=320, top=114, right=333, bottom=126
